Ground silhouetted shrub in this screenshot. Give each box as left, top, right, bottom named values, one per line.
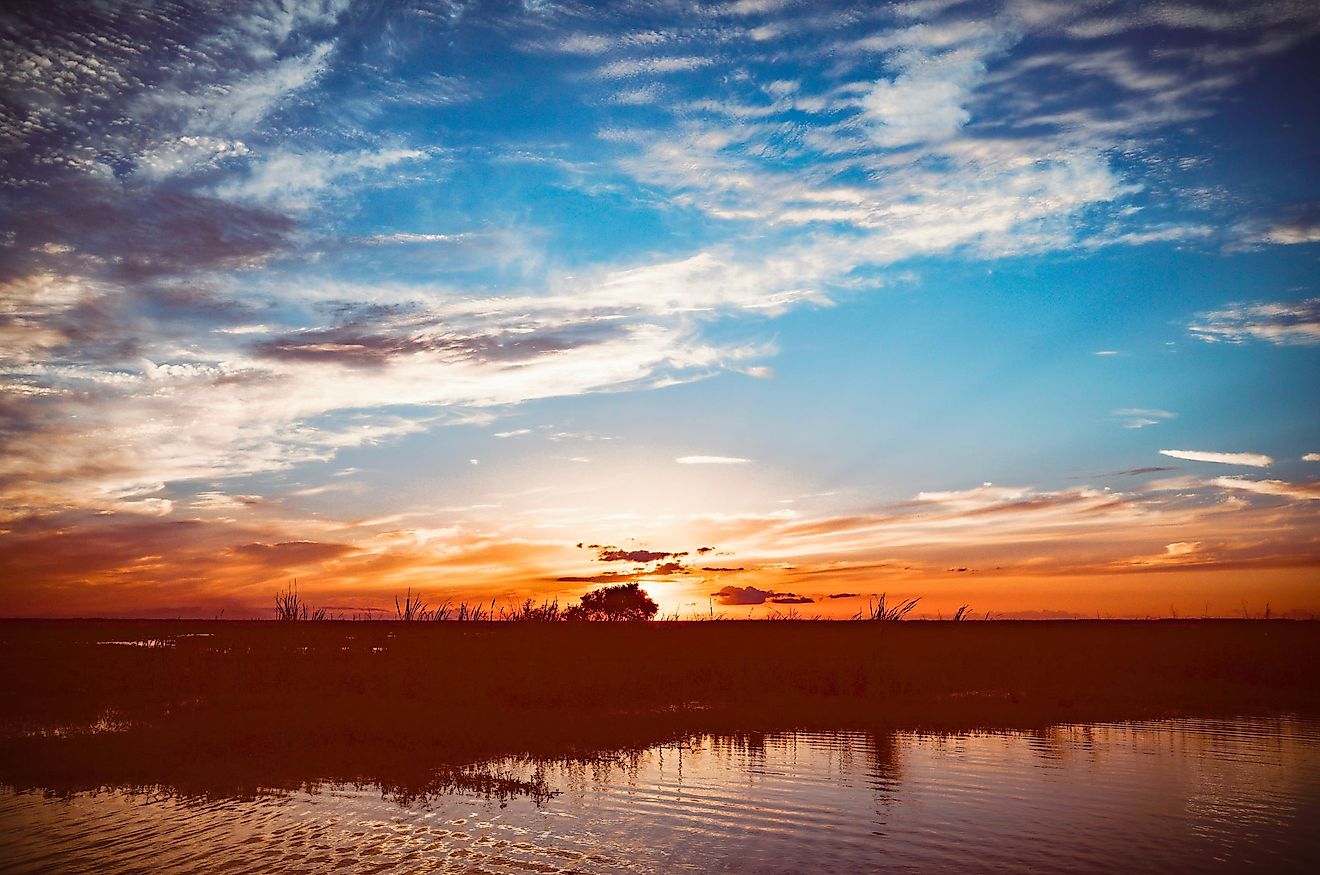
left=564, top=583, right=658, bottom=622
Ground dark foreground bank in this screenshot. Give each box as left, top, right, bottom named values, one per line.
left=1, top=620, right=1317, bottom=799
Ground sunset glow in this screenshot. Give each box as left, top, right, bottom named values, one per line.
left=2, top=0, right=1318, bottom=618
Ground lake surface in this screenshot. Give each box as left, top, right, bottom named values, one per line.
left=2, top=717, right=1317, bottom=873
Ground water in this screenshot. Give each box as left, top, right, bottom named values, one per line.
left=2, top=717, right=1317, bottom=873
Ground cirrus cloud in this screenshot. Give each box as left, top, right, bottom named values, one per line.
left=1159, top=449, right=1274, bottom=468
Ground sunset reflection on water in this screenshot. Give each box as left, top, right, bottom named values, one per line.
left=3, top=717, right=1317, bottom=873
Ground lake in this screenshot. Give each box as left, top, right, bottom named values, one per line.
left=2, top=716, right=1317, bottom=872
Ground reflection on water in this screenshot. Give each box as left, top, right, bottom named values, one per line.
left=2, top=717, right=1317, bottom=873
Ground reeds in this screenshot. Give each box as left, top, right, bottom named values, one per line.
left=500, top=598, right=563, bottom=622
left=454, top=599, right=496, bottom=622
left=860, top=592, right=921, bottom=621
left=278, top=585, right=992, bottom=623
left=763, top=607, right=823, bottom=621
left=274, top=582, right=326, bottom=621
left=395, top=588, right=434, bottom=621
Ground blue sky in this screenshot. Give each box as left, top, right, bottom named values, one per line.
left=1, top=0, right=1317, bottom=617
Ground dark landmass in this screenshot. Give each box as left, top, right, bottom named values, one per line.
left=1, top=620, right=1317, bottom=801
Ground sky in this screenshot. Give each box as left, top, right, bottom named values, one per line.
left=1, top=0, right=1317, bottom=619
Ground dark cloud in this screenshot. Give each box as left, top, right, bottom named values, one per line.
left=827, top=592, right=861, bottom=599
left=701, top=566, right=744, bottom=572
left=595, top=546, right=686, bottom=563
left=1111, top=466, right=1178, bottom=476
left=556, top=571, right=640, bottom=583
left=0, top=513, right=212, bottom=586
left=228, top=540, right=357, bottom=565
left=711, top=585, right=771, bottom=605
left=0, top=513, right=359, bottom=615
left=710, top=585, right=812, bottom=606
left=3, top=182, right=294, bottom=283
left=0, top=0, right=345, bottom=184
left=254, top=321, right=621, bottom=368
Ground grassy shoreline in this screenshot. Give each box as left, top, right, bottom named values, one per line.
left=2, top=619, right=1317, bottom=798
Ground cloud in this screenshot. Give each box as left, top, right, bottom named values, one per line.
left=595, top=547, right=684, bottom=563
left=229, top=540, right=358, bottom=565
left=676, top=455, right=753, bottom=465
left=688, top=470, right=1320, bottom=583
left=1113, top=408, right=1175, bottom=429
left=1109, top=466, right=1178, bottom=476
left=860, top=28, right=1006, bottom=148
left=1188, top=298, right=1320, bottom=346
left=1305, top=454, right=1320, bottom=462
left=215, top=147, right=428, bottom=208
left=1159, top=449, right=1274, bottom=468
left=3, top=182, right=294, bottom=282
left=710, top=585, right=810, bottom=606
left=596, top=56, right=713, bottom=79
left=0, top=260, right=774, bottom=515
left=143, top=40, right=337, bottom=139
left=1240, top=218, right=1320, bottom=246
left=1209, top=477, right=1320, bottom=501
left=192, top=492, right=264, bottom=511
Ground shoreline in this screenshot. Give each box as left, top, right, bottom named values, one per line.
left=3, top=619, right=1317, bottom=799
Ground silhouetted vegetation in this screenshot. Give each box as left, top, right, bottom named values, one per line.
left=452, top=598, right=495, bottom=621
left=273, top=582, right=326, bottom=621
left=2, top=619, right=1317, bottom=802
left=394, top=588, right=432, bottom=621
left=500, top=598, right=564, bottom=622
left=562, top=582, right=658, bottom=622
left=862, top=592, right=921, bottom=621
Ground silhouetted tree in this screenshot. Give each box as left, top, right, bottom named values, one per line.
left=563, top=582, right=659, bottom=621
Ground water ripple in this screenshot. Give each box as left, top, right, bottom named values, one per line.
left=1, top=716, right=1317, bottom=873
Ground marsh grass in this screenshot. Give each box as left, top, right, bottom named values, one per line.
left=394, top=589, right=433, bottom=621
left=500, top=598, right=563, bottom=622
left=453, top=599, right=496, bottom=622
left=860, top=593, right=921, bottom=621
left=273, top=583, right=326, bottom=621
left=1, top=619, right=1316, bottom=800
left=763, top=607, right=823, bottom=621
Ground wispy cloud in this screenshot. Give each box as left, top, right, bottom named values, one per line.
left=596, top=56, right=713, bottom=79
left=1159, top=449, right=1274, bottom=468
left=1188, top=298, right=1320, bottom=346
left=1114, top=408, right=1175, bottom=429
left=1240, top=218, right=1320, bottom=246
left=676, top=455, right=753, bottom=465
left=216, top=147, right=429, bottom=208
left=1209, top=477, right=1320, bottom=501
